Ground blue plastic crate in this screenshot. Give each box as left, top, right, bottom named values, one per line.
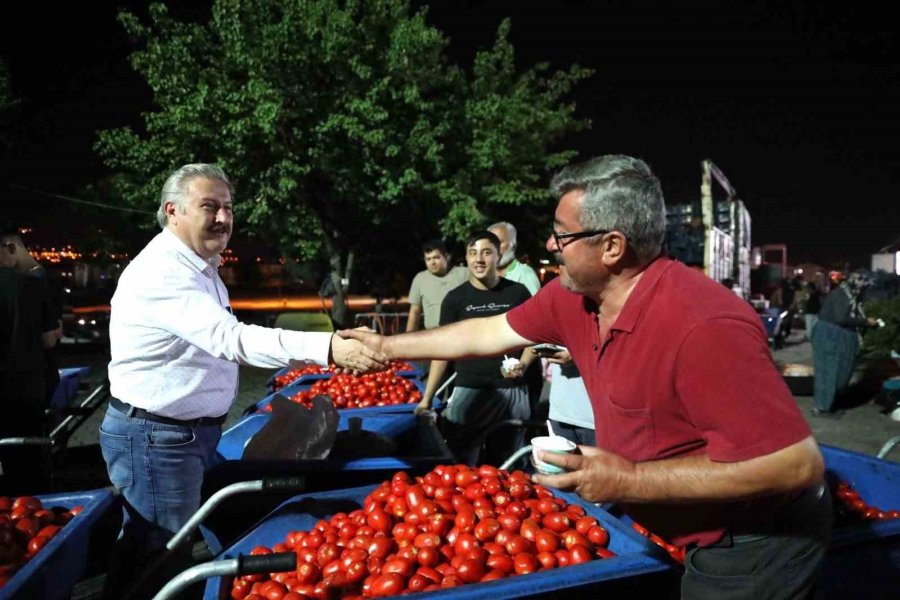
left=0, top=489, right=116, bottom=600
left=49, top=366, right=91, bottom=411
left=817, top=444, right=900, bottom=599
left=217, top=412, right=452, bottom=469
left=204, top=413, right=454, bottom=554
left=202, top=484, right=670, bottom=600
left=248, top=377, right=429, bottom=417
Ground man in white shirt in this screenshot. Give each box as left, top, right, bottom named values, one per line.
left=100, top=164, right=387, bottom=590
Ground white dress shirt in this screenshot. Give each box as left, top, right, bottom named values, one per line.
left=109, top=228, right=331, bottom=419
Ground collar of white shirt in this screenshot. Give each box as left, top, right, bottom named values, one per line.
left=160, top=227, right=222, bottom=274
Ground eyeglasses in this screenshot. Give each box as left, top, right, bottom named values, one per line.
left=551, top=229, right=613, bottom=250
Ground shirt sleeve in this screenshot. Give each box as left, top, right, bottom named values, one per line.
left=520, top=266, right=541, bottom=296
left=505, top=279, right=567, bottom=346
left=141, top=276, right=331, bottom=368
left=674, top=317, right=811, bottom=462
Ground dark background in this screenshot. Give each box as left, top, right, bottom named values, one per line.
left=1, top=0, right=897, bottom=268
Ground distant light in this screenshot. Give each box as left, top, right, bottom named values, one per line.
left=78, top=319, right=85, bottom=325
left=64, top=288, right=71, bottom=293
left=539, top=259, right=550, bottom=265
left=90, top=320, right=96, bottom=325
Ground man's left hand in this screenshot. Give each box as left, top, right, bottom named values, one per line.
left=532, top=445, right=636, bottom=503
left=331, top=331, right=390, bottom=374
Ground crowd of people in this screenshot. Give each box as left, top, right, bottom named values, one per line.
left=3, top=154, right=894, bottom=600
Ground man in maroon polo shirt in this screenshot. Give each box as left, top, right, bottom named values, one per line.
left=339, top=155, right=831, bottom=599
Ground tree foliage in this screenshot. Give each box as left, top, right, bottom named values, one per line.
left=96, top=0, right=591, bottom=324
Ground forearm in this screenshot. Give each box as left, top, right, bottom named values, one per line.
left=621, top=437, right=824, bottom=504
left=406, top=306, right=422, bottom=332
left=384, top=314, right=530, bottom=361
left=423, top=360, right=448, bottom=403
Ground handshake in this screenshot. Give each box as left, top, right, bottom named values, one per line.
left=329, top=327, right=390, bottom=375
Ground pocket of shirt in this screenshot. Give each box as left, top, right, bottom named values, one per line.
left=148, top=424, right=196, bottom=448
left=599, top=392, right=655, bottom=461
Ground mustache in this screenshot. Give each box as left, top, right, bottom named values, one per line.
left=208, top=225, right=230, bottom=234
left=553, top=253, right=564, bottom=265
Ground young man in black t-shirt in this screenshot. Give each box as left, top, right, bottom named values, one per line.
left=417, top=230, right=536, bottom=465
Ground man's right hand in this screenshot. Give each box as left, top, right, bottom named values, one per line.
left=336, top=328, right=387, bottom=358
left=330, top=332, right=389, bottom=374
left=547, top=349, right=573, bottom=365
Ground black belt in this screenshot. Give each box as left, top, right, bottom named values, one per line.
left=109, top=397, right=227, bottom=427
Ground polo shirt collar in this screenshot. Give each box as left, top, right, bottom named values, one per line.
left=160, top=227, right=222, bottom=272
left=609, top=254, right=673, bottom=334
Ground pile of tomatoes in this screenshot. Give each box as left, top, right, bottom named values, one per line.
left=264, top=371, right=422, bottom=412
left=629, top=522, right=685, bottom=564
left=832, top=479, right=900, bottom=522
left=273, top=362, right=419, bottom=392
left=0, top=496, right=84, bottom=589
left=230, top=465, right=616, bottom=599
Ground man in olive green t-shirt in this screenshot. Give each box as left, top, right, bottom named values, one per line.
left=406, top=240, right=468, bottom=332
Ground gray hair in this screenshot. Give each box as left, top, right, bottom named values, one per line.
left=487, top=221, right=518, bottom=250
left=157, top=163, right=234, bottom=229
left=549, top=155, right=666, bottom=262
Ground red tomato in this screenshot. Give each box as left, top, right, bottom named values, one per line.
left=542, top=512, right=571, bottom=534
left=575, top=516, right=598, bottom=535
left=535, top=530, right=560, bottom=553
left=382, top=557, right=414, bottom=578
left=474, top=518, right=501, bottom=542
left=587, top=525, right=610, bottom=547
left=536, top=551, right=558, bottom=569
left=416, top=546, right=439, bottom=567
left=294, top=562, right=319, bottom=584
left=366, top=509, right=391, bottom=534
left=369, top=573, right=405, bottom=597
left=569, top=544, right=592, bottom=565
left=26, top=534, right=52, bottom=556
left=456, top=558, right=486, bottom=583
left=486, top=553, right=515, bottom=574
left=455, top=509, right=477, bottom=533
left=513, top=552, right=539, bottom=575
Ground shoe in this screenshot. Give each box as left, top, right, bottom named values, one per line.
left=811, top=408, right=844, bottom=419
left=890, top=407, right=900, bottom=422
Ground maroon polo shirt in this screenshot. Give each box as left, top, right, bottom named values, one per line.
left=507, top=256, right=811, bottom=547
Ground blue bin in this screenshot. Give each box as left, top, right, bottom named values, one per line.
left=202, top=485, right=670, bottom=600
left=203, top=413, right=453, bottom=554
left=49, top=366, right=91, bottom=412
left=247, top=378, right=429, bottom=417
left=0, top=489, right=116, bottom=600
left=818, top=444, right=900, bottom=599
left=217, top=412, right=452, bottom=468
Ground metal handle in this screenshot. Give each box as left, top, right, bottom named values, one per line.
left=237, top=551, right=297, bottom=575
left=262, top=475, right=307, bottom=492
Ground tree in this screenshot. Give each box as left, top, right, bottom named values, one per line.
left=96, top=0, right=591, bottom=326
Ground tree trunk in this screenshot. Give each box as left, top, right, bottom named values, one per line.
left=323, top=237, right=353, bottom=328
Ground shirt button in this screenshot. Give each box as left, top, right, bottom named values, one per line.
left=592, top=344, right=599, bottom=351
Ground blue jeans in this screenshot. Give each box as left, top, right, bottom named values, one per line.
left=99, top=405, right=223, bottom=559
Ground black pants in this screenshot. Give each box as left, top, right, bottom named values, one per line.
left=682, top=483, right=832, bottom=600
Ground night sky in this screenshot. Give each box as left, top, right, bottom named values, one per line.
left=1, top=0, right=897, bottom=268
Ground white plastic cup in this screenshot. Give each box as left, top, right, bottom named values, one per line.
left=531, top=436, right=577, bottom=474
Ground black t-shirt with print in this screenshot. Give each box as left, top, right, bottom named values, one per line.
left=439, top=278, right=532, bottom=388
